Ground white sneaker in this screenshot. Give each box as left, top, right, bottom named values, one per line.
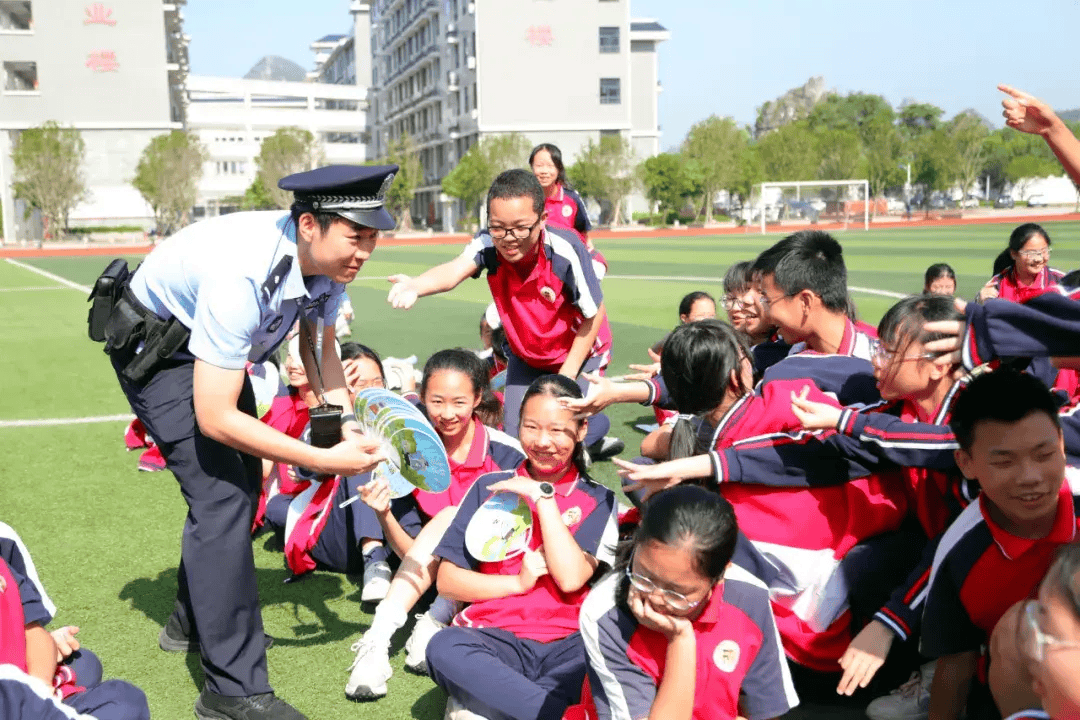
left=866, top=661, right=936, bottom=720
left=361, top=560, right=392, bottom=602
left=404, top=611, right=447, bottom=674
left=443, top=697, right=490, bottom=720
left=345, top=636, right=393, bottom=700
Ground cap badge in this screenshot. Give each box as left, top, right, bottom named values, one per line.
left=540, top=286, right=556, bottom=303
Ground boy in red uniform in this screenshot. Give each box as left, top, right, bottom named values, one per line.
left=921, top=369, right=1080, bottom=720
left=386, top=169, right=622, bottom=461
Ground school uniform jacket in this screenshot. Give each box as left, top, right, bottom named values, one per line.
left=580, top=566, right=798, bottom=720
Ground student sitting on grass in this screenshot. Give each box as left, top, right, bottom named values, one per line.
left=579, top=485, right=798, bottom=720
left=0, top=522, right=150, bottom=720
left=425, top=374, right=618, bottom=720
left=344, top=349, right=524, bottom=701
left=918, top=369, right=1080, bottom=720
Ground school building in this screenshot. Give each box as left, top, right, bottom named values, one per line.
left=0, top=0, right=188, bottom=242
left=366, top=0, right=669, bottom=231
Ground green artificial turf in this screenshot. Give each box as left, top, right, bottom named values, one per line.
left=1, top=220, right=1077, bottom=718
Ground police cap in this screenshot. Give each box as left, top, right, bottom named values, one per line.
left=279, top=164, right=400, bottom=231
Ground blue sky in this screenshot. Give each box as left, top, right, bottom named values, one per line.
left=185, top=0, right=1080, bottom=150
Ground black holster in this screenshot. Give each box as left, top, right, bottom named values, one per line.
left=87, top=259, right=130, bottom=342
left=104, top=287, right=191, bottom=386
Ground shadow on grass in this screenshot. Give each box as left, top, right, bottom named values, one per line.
left=411, top=686, right=448, bottom=719
left=622, top=413, right=659, bottom=434
left=119, top=566, right=368, bottom=654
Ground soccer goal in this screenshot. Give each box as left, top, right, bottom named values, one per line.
left=755, top=180, right=871, bottom=235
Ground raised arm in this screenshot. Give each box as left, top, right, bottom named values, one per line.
left=1000, top=84, right=1080, bottom=188
left=386, top=254, right=478, bottom=309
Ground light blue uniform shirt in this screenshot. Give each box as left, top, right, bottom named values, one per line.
left=129, top=211, right=343, bottom=370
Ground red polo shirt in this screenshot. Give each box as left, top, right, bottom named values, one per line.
left=414, top=417, right=524, bottom=519
left=580, top=564, right=799, bottom=720
left=544, top=184, right=591, bottom=243
left=921, top=469, right=1080, bottom=658
left=462, top=227, right=603, bottom=372
left=987, top=265, right=1065, bottom=304
left=434, top=463, right=618, bottom=642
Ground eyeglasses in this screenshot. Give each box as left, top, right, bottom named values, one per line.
left=625, top=552, right=707, bottom=612
left=352, top=376, right=385, bottom=390
left=488, top=218, right=542, bottom=241
left=1018, top=248, right=1051, bottom=259
left=758, top=292, right=795, bottom=311
left=1018, top=599, right=1080, bottom=663
left=722, top=295, right=748, bottom=310
left=870, top=340, right=938, bottom=367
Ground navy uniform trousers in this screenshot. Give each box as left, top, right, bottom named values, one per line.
left=110, top=344, right=271, bottom=698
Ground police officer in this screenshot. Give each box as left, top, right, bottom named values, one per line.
left=102, top=165, right=398, bottom=720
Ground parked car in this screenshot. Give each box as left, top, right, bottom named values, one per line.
left=960, top=195, right=980, bottom=208
left=994, top=195, right=1015, bottom=209
left=886, top=198, right=905, bottom=213
left=1027, top=195, right=1047, bottom=207
left=785, top=200, right=819, bottom=222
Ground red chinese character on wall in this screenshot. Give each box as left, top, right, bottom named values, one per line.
left=84, top=3, right=117, bottom=26
left=525, top=25, right=553, bottom=47
left=86, top=51, right=119, bottom=72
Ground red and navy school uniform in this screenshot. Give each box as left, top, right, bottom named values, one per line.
left=1002, top=711, right=1051, bottom=720
left=921, top=468, right=1080, bottom=661
left=461, top=226, right=604, bottom=439
left=543, top=184, right=592, bottom=244
left=253, top=389, right=311, bottom=530
left=980, top=265, right=1065, bottom=305
left=751, top=333, right=792, bottom=375
left=683, top=381, right=909, bottom=670
left=960, top=286, right=1080, bottom=371
left=426, top=464, right=618, bottom=720
left=0, top=526, right=149, bottom=720
left=579, top=564, right=799, bottom=720
left=640, top=317, right=880, bottom=413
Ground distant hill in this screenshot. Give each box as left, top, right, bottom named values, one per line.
left=1059, top=108, right=1080, bottom=122
left=244, top=56, right=307, bottom=83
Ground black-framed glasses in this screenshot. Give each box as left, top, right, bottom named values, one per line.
left=722, top=295, right=748, bottom=310
left=625, top=551, right=707, bottom=612
left=488, top=218, right=542, bottom=241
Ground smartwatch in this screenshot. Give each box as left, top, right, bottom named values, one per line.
left=536, top=482, right=556, bottom=501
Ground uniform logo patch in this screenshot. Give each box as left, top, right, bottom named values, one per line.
left=713, top=640, right=740, bottom=673
left=267, top=315, right=283, bottom=333
left=561, top=205, right=573, bottom=218
left=561, top=506, right=582, bottom=527
left=540, top=286, right=556, bottom=303
left=0, top=575, right=6, bottom=593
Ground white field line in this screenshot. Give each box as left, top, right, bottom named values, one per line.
left=0, top=414, right=133, bottom=429
left=4, top=258, right=91, bottom=293
left=0, top=286, right=66, bottom=293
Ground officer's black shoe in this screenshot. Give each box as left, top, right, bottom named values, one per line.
left=160, top=616, right=274, bottom=654
left=194, top=690, right=306, bottom=720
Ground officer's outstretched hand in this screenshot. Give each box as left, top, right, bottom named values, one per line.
left=387, top=274, right=419, bottom=309
left=321, top=434, right=384, bottom=477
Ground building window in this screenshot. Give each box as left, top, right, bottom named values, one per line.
left=598, top=26, right=619, bottom=53
left=3, top=61, right=37, bottom=91
left=599, top=77, right=620, bottom=105
left=0, top=1, right=32, bottom=32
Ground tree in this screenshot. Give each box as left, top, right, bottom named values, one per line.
left=807, top=92, right=894, bottom=138
left=132, top=131, right=207, bottom=235
left=756, top=121, right=818, bottom=182
left=897, top=101, right=944, bottom=142
left=11, top=121, right=87, bottom=244
left=441, top=133, right=532, bottom=222
left=947, top=112, right=990, bottom=202
left=567, top=134, right=638, bottom=226
left=681, top=116, right=748, bottom=223
left=815, top=128, right=865, bottom=181
left=1006, top=154, right=1057, bottom=201
left=862, top=114, right=905, bottom=199
left=383, top=133, right=421, bottom=232
left=255, top=127, right=323, bottom=209
left=913, top=128, right=957, bottom=200
left=239, top=175, right=277, bottom=210
left=640, top=153, right=694, bottom=220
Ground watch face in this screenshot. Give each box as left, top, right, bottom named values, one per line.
left=539, top=482, right=555, bottom=497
